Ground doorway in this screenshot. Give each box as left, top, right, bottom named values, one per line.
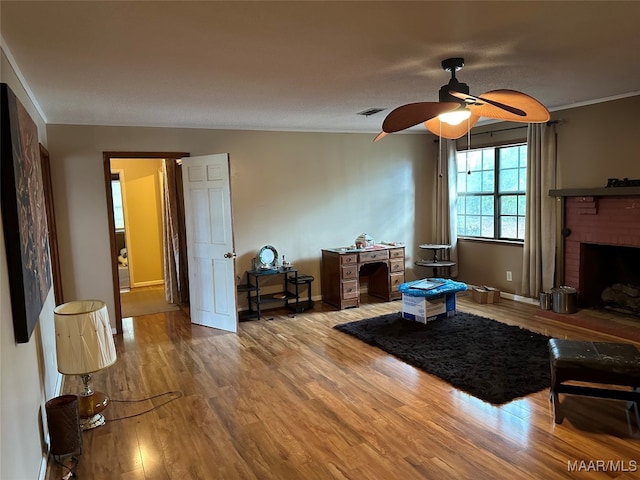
left=103, top=152, right=189, bottom=334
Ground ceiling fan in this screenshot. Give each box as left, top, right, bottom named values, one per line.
left=374, top=57, right=550, bottom=141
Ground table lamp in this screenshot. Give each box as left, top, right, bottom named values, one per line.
left=54, top=300, right=117, bottom=430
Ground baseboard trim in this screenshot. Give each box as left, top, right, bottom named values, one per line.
left=131, top=280, right=164, bottom=288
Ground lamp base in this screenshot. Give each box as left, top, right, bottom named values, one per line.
left=78, top=390, right=109, bottom=417
left=78, top=390, right=110, bottom=430
left=80, top=413, right=106, bottom=431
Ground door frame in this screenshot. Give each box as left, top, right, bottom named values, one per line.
left=40, top=144, right=64, bottom=305
left=103, top=151, right=189, bottom=334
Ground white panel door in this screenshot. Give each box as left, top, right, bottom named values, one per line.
left=181, top=153, right=237, bottom=332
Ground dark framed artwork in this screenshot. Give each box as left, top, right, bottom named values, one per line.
left=1, top=83, right=52, bottom=343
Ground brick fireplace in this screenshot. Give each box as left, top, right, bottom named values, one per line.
left=560, top=192, right=640, bottom=311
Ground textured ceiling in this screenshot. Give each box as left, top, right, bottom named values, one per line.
left=1, top=1, right=639, bottom=133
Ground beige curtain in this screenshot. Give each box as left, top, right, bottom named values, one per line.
left=162, top=159, right=189, bottom=305
left=433, top=138, right=458, bottom=277
left=521, top=123, right=557, bottom=297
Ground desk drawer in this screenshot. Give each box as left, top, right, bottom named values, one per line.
left=390, top=273, right=404, bottom=292
left=341, top=265, right=357, bottom=280
left=359, top=250, right=389, bottom=263
left=342, top=280, right=358, bottom=299
left=389, top=259, right=404, bottom=273
left=389, top=248, right=404, bottom=259
left=340, top=254, right=357, bottom=265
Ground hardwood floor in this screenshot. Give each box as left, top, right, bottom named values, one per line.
left=48, top=294, right=640, bottom=479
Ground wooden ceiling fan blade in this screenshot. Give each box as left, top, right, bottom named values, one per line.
left=465, top=89, right=550, bottom=123
left=373, top=131, right=388, bottom=142
left=424, top=114, right=480, bottom=139
left=382, top=102, right=459, bottom=133
left=449, top=90, right=526, bottom=117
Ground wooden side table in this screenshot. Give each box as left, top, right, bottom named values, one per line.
left=415, top=244, right=456, bottom=277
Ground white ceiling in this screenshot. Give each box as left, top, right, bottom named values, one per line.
left=2, top=1, right=639, bottom=134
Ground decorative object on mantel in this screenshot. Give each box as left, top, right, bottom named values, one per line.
left=374, top=57, right=550, bottom=141
left=606, top=178, right=640, bottom=188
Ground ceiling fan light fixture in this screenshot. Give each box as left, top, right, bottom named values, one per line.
left=438, top=107, right=471, bottom=126
left=375, top=57, right=550, bottom=141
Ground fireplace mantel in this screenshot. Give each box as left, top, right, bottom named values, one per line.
left=550, top=187, right=640, bottom=197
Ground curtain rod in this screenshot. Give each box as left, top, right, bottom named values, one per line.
left=467, top=120, right=560, bottom=137
left=433, top=120, right=560, bottom=143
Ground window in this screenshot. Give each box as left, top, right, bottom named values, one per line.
left=456, top=144, right=527, bottom=241
left=111, top=177, right=125, bottom=231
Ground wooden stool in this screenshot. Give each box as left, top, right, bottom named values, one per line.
left=548, top=339, right=640, bottom=429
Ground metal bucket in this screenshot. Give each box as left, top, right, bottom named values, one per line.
left=539, top=291, right=552, bottom=310
left=551, top=286, right=577, bottom=314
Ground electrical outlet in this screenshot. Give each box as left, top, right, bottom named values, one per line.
left=506, top=271, right=513, bottom=282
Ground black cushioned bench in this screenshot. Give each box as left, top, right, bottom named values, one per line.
left=548, top=339, right=640, bottom=427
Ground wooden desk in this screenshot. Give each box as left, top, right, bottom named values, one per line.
left=321, top=245, right=405, bottom=310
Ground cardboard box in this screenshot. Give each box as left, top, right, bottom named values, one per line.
left=471, top=286, right=501, bottom=304
left=402, top=292, right=456, bottom=324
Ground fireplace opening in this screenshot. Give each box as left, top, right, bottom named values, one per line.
left=579, top=243, right=640, bottom=315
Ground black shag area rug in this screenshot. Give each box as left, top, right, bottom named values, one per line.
left=334, top=312, right=551, bottom=405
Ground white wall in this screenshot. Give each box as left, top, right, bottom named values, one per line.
left=46, top=125, right=433, bottom=329
left=1, top=49, right=59, bottom=480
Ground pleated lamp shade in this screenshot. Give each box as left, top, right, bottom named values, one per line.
left=54, top=300, right=117, bottom=375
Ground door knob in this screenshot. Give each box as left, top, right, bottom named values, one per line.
left=224, top=252, right=237, bottom=259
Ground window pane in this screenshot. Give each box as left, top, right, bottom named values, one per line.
left=501, top=195, right=518, bottom=215
left=111, top=180, right=125, bottom=230
left=482, top=170, right=494, bottom=192
left=519, top=146, right=527, bottom=168
left=500, top=216, right=518, bottom=239
left=517, top=195, right=527, bottom=215
left=482, top=149, right=495, bottom=170
left=457, top=152, right=467, bottom=173
left=517, top=216, right=526, bottom=240
left=466, top=216, right=481, bottom=236
left=468, top=150, right=483, bottom=172
left=481, top=195, right=494, bottom=216
left=481, top=216, right=494, bottom=238
left=518, top=166, right=527, bottom=191
left=467, top=171, right=483, bottom=193
left=499, top=168, right=519, bottom=192
left=500, top=146, right=519, bottom=169
left=466, top=195, right=481, bottom=215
